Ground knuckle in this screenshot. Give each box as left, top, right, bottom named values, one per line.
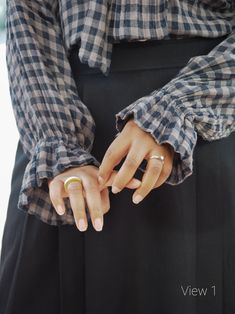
left=72, top=203, right=85, bottom=213
left=74, top=210, right=86, bottom=220
left=139, top=185, right=151, bottom=196
left=105, top=147, right=116, bottom=162
left=112, top=178, right=123, bottom=190
left=67, top=182, right=82, bottom=193
left=71, top=204, right=86, bottom=219
left=85, top=180, right=98, bottom=191
left=91, top=208, right=103, bottom=218
left=125, top=156, right=139, bottom=168
left=116, top=184, right=123, bottom=191
left=150, top=163, right=162, bottom=175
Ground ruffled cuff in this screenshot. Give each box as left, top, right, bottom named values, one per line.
left=115, top=88, right=198, bottom=185
left=18, top=137, right=100, bottom=226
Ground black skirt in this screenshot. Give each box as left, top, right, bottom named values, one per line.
left=1, top=35, right=235, bottom=314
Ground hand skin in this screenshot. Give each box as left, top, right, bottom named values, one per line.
left=48, top=165, right=141, bottom=232
left=48, top=118, right=174, bottom=233
left=98, top=118, right=175, bottom=204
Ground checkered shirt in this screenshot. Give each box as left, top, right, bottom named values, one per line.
left=5, top=0, right=235, bottom=225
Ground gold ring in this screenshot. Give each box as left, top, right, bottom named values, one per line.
left=149, top=155, right=165, bottom=163
left=64, top=176, right=83, bottom=192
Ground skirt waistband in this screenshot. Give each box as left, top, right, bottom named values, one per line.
left=69, top=34, right=229, bottom=76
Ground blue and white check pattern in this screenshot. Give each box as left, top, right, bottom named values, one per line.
left=5, top=0, right=235, bottom=226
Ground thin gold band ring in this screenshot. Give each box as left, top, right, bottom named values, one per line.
left=149, top=155, right=165, bottom=163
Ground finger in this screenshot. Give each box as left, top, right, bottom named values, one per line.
left=132, top=157, right=164, bottom=204
left=49, top=179, right=67, bottom=215
left=125, top=178, right=142, bottom=189
left=66, top=179, right=88, bottom=232
left=151, top=147, right=174, bottom=189
left=82, top=178, right=104, bottom=232
left=154, top=175, right=167, bottom=188
left=111, top=144, right=147, bottom=193
left=100, top=188, right=110, bottom=214
left=98, top=135, right=129, bottom=186
left=153, top=162, right=173, bottom=188
left=99, top=170, right=141, bottom=190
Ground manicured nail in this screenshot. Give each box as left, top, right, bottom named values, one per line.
left=133, top=195, right=143, bottom=204
left=98, top=176, right=104, bottom=184
left=78, top=219, right=87, bottom=231
left=94, top=218, right=103, bottom=231
left=57, top=205, right=65, bottom=215
left=112, top=186, right=121, bottom=194
left=132, top=179, right=141, bottom=188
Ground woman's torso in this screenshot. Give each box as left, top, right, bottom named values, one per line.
left=57, top=0, right=235, bottom=75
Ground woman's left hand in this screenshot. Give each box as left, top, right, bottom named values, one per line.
left=97, top=118, right=175, bottom=204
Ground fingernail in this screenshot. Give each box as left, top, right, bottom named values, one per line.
left=112, top=186, right=121, bottom=194
left=94, top=218, right=103, bottom=231
left=133, top=179, right=141, bottom=188
left=57, top=205, right=65, bottom=215
left=135, top=178, right=142, bottom=184
left=98, top=176, right=104, bottom=184
left=78, top=219, right=87, bottom=231
left=133, top=194, right=143, bottom=204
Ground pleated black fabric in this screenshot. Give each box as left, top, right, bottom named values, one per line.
left=1, top=36, right=235, bottom=314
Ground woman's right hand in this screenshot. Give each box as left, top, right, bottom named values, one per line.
left=48, top=165, right=141, bottom=232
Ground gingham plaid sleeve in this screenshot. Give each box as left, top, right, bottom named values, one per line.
left=6, top=0, right=100, bottom=225
left=115, top=29, right=235, bottom=185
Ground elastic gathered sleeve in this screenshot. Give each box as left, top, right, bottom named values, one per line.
left=115, top=28, right=235, bottom=185
left=6, top=0, right=100, bottom=225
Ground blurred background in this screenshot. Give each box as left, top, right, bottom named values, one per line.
left=0, top=0, right=19, bottom=253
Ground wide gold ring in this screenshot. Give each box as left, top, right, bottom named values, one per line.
left=64, top=176, right=83, bottom=193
